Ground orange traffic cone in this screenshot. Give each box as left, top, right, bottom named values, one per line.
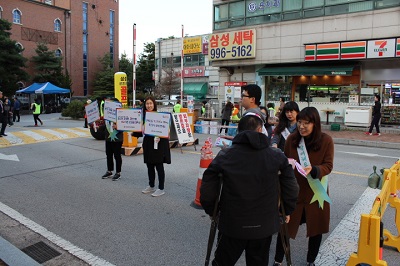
left=191, top=138, right=213, bottom=209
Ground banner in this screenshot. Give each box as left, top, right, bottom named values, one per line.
left=144, top=112, right=171, bottom=138
left=114, top=72, right=128, bottom=105
left=85, top=101, right=100, bottom=124
left=116, top=108, right=142, bottom=131
left=172, top=113, right=195, bottom=144
left=104, top=100, right=122, bottom=122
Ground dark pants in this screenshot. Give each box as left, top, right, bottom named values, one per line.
left=84, top=118, right=88, bottom=128
left=0, top=116, right=7, bottom=135
left=212, top=233, right=272, bottom=266
left=146, top=163, right=165, bottom=190
left=33, top=114, right=42, bottom=125
left=274, top=232, right=322, bottom=263
left=7, top=113, right=13, bottom=126
left=105, top=141, right=122, bottom=173
left=220, top=119, right=230, bottom=134
left=13, top=110, right=20, bottom=122
left=368, top=115, right=381, bottom=134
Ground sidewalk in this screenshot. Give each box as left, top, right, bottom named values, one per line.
left=322, top=124, right=400, bottom=149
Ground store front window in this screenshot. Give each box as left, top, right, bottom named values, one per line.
left=265, top=76, right=292, bottom=101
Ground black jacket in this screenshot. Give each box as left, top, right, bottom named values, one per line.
left=142, top=111, right=171, bottom=165
left=200, top=130, right=299, bottom=239
left=372, top=101, right=381, bottom=117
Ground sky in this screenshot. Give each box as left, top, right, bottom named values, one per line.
left=118, top=0, right=213, bottom=60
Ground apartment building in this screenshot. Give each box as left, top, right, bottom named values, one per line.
left=0, top=0, right=119, bottom=96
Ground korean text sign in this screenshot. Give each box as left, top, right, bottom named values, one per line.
left=144, top=112, right=171, bottom=138
left=85, top=101, right=100, bottom=124
left=104, top=100, right=122, bottom=122
left=116, top=108, right=142, bottom=132
left=172, top=113, right=194, bottom=144
left=209, top=29, right=256, bottom=61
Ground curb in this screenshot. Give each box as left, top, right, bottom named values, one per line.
left=333, top=138, right=400, bottom=150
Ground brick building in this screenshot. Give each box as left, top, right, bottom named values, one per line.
left=0, top=0, right=119, bottom=96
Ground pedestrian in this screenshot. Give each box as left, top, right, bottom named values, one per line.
left=267, top=102, right=276, bottom=116
left=241, top=84, right=271, bottom=138
left=366, top=94, right=381, bottom=136
left=271, top=101, right=300, bottom=150
left=31, top=98, right=43, bottom=126
left=13, top=96, right=21, bottom=122
left=231, top=103, right=240, bottom=123
left=84, top=99, right=92, bottom=128
left=220, top=99, right=233, bottom=135
left=101, top=100, right=123, bottom=181
left=0, top=91, right=8, bottom=137
left=3, top=96, right=13, bottom=126
left=200, top=114, right=299, bottom=265
left=201, top=100, right=207, bottom=116
left=260, top=106, right=273, bottom=143
left=141, top=96, right=171, bottom=197
left=278, top=97, right=285, bottom=114
left=137, top=98, right=144, bottom=108
left=273, top=106, right=334, bottom=266
left=173, top=99, right=182, bottom=113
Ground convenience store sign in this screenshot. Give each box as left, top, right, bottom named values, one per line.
left=209, top=29, right=256, bottom=61
left=305, top=38, right=400, bottom=61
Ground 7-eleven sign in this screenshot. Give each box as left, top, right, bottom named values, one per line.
left=367, top=39, right=396, bottom=58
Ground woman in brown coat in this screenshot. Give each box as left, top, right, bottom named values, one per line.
left=274, top=107, right=334, bottom=266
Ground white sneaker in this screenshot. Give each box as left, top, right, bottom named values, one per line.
left=151, top=189, right=165, bottom=197
left=142, top=186, right=156, bottom=194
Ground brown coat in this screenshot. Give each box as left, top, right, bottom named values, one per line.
left=284, top=132, right=334, bottom=238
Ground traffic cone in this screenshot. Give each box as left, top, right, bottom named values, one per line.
left=191, top=138, right=213, bottom=209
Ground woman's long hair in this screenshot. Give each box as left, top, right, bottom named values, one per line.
left=274, top=101, right=300, bottom=135
left=291, top=107, right=322, bottom=151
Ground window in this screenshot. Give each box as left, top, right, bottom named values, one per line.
left=303, top=0, right=324, bottom=8
left=283, top=0, right=302, bottom=11
left=55, top=49, right=62, bottom=57
left=109, top=10, right=115, bottom=68
left=15, top=42, right=23, bottom=54
left=83, top=2, right=88, bottom=96
left=54, top=18, right=61, bottom=32
left=45, top=0, right=53, bottom=4
left=0, top=6, right=3, bottom=19
left=375, top=0, right=400, bottom=8
left=13, top=9, right=22, bottom=24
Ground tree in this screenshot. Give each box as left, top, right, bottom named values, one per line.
left=93, top=53, right=115, bottom=97
left=136, top=42, right=155, bottom=94
left=119, top=52, right=133, bottom=90
left=31, top=43, right=64, bottom=86
left=158, top=54, right=180, bottom=99
left=0, top=19, right=29, bottom=95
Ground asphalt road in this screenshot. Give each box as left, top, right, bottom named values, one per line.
left=0, top=113, right=399, bottom=265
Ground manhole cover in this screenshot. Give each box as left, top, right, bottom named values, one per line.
left=21, top=241, right=61, bottom=264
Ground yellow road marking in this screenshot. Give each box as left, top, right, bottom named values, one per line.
left=52, top=128, right=81, bottom=138
left=30, top=129, right=61, bottom=140
left=11, top=131, right=38, bottom=145
left=331, top=171, right=368, bottom=178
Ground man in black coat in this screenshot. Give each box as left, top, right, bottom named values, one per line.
left=0, top=91, right=8, bottom=137
left=200, top=114, right=299, bottom=265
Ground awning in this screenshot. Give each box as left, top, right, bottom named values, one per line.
left=183, top=82, right=208, bottom=99
left=257, top=66, right=354, bottom=76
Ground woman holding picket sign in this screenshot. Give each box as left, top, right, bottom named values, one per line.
left=273, top=107, right=334, bottom=266
left=141, top=96, right=171, bottom=197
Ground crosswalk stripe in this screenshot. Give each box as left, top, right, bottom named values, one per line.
left=0, top=127, right=92, bottom=148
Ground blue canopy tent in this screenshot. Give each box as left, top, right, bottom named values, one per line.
left=16, top=83, right=46, bottom=94
left=34, top=82, right=70, bottom=94
left=16, top=82, right=71, bottom=113
left=16, top=82, right=70, bottom=94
